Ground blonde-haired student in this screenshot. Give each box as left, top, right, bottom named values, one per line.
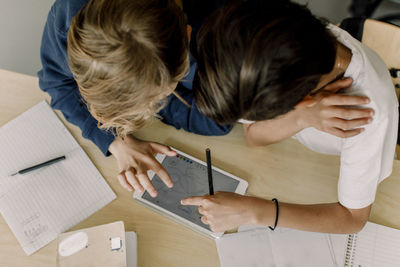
left=39, top=0, right=373, bottom=196
left=39, top=0, right=228, bottom=196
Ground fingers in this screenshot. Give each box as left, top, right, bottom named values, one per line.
left=323, top=78, right=353, bottom=92
left=201, top=216, right=208, bottom=225
left=147, top=159, right=173, bottom=188
left=330, top=106, right=374, bottom=120
left=124, top=169, right=144, bottom=193
left=120, top=167, right=159, bottom=197
left=136, top=171, right=158, bottom=197
left=113, top=138, right=175, bottom=195
left=117, top=173, right=133, bottom=191
left=322, top=116, right=371, bottom=138
left=182, top=197, right=209, bottom=226
left=119, top=167, right=157, bottom=197
left=181, top=196, right=205, bottom=206
left=323, top=94, right=371, bottom=106
left=129, top=147, right=173, bottom=195
left=182, top=196, right=222, bottom=232
left=199, top=206, right=210, bottom=227
left=146, top=143, right=175, bottom=188
left=330, top=117, right=372, bottom=130
left=328, top=127, right=365, bottom=139
left=150, top=143, right=177, bottom=157
left=198, top=205, right=206, bottom=214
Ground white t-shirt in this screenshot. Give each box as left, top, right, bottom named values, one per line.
left=238, top=25, right=398, bottom=209
left=293, top=25, right=398, bottom=209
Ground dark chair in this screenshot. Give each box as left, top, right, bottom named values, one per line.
left=349, top=0, right=400, bottom=25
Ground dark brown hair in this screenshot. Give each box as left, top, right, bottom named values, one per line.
left=68, top=0, right=188, bottom=136
left=194, top=0, right=337, bottom=124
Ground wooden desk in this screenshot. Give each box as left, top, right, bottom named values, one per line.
left=1, top=69, right=400, bottom=266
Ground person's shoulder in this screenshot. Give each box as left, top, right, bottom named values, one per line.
left=332, top=23, right=396, bottom=117
left=50, top=0, right=89, bottom=33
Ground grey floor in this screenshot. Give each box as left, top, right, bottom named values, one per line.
left=1, top=0, right=400, bottom=76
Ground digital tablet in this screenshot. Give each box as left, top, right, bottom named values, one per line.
left=133, top=147, right=248, bottom=238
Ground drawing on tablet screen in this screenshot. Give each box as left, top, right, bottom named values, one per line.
left=159, top=168, right=207, bottom=196
left=142, top=155, right=239, bottom=229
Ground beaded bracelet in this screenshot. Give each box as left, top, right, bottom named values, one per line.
left=268, top=198, right=279, bottom=231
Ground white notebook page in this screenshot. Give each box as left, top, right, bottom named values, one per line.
left=0, top=101, right=116, bottom=255
left=268, top=227, right=337, bottom=267
left=216, top=228, right=276, bottom=267
left=350, top=222, right=400, bottom=267
left=217, top=225, right=338, bottom=267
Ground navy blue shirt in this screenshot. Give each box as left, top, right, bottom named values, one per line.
left=38, top=0, right=232, bottom=156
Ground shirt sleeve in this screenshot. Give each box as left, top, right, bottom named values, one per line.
left=158, top=83, right=233, bottom=135
left=338, top=116, right=396, bottom=209
left=37, top=2, right=115, bottom=156
left=159, top=50, right=232, bottom=135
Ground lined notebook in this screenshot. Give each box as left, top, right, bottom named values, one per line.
left=344, top=222, right=400, bottom=267
left=216, top=222, right=400, bottom=267
left=216, top=226, right=338, bottom=267
left=0, top=101, right=116, bottom=255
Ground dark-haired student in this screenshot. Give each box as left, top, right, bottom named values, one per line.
left=182, top=0, right=398, bottom=234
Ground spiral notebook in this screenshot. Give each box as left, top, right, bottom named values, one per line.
left=216, top=222, right=400, bottom=267
left=343, top=222, right=400, bottom=267
left=0, top=101, right=116, bottom=255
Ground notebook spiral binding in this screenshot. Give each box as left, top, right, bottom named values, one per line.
left=344, top=234, right=358, bottom=267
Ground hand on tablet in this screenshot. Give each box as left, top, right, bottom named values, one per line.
left=109, top=135, right=177, bottom=196
left=181, top=192, right=259, bottom=232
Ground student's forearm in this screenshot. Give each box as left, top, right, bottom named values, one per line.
left=244, top=109, right=304, bottom=146
left=249, top=198, right=370, bottom=234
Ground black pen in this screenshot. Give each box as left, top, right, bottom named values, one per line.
left=206, top=148, right=214, bottom=195
left=11, top=155, right=66, bottom=176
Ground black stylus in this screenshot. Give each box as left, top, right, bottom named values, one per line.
left=206, top=148, right=214, bottom=195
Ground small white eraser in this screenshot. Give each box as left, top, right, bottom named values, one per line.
left=111, top=237, right=122, bottom=251
left=58, top=231, right=88, bottom=257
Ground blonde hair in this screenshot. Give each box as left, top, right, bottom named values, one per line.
left=68, top=0, right=189, bottom=136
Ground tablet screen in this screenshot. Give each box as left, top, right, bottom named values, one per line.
left=142, top=154, right=239, bottom=230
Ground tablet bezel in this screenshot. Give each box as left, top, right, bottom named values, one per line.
left=133, top=147, right=248, bottom=239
